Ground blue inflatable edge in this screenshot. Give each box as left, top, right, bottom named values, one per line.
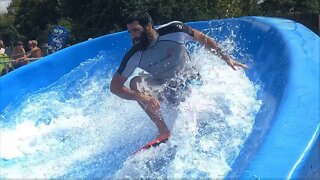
left=0, top=16, right=319, bottom=178
left=238, top=17, right=319, bottom=179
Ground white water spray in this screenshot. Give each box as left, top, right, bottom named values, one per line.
left=0, top=37, right=261, bottom=179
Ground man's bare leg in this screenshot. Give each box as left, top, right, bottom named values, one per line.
left=130, top=76, right=170, bottom=139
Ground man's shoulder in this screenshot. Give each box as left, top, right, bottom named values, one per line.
left=31, top=47, right=41, bottom=54
left=16, top=47, right=24, bottom=51
left=156, top=21, right=194, bottom=38
left=156, top=21, right=185, bottom=35
left=123, top=45, right=140, bottom=59
left=156, top=21, right=184, bottom=30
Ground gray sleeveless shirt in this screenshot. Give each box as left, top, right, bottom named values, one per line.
left=117, top=21, right=194, bottom=84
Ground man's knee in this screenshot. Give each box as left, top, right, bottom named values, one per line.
left=129, top=76, right=142, bottom=91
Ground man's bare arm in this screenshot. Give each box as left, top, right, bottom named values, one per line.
left=110, top=73, right=160, bottom=111
left=110, top=73, right=141, bottom=101
left=192, top=29, right=248, bottom=70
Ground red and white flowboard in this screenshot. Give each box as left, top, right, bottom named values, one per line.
left=133, top=134, right=170, bottom=155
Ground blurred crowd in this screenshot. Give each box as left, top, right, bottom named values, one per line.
left=0, top=39, right=48, bottom=77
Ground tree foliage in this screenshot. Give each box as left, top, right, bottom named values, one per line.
left=1, top=0, right=319, bottom=47
left=260, top=0, right=320, bottom=15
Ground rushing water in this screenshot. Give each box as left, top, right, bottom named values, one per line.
left=0, top=36, right=262, bottom=178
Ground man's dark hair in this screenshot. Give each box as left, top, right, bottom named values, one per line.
left=126, top=11, right=153, bottom=27
left=15, top=41, right=23, bottom=46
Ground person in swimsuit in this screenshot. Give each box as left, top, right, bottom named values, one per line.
left=110, top=11, right=248, bottom=140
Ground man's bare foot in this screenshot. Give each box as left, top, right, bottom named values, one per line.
left=156, top=132, right=170, bottom=140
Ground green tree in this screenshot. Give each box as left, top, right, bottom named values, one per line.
left=5, top=0, right=318, bottom=46
left=242, top=0, right=263, bottom=16
left=260, top=0, right=320, bottom=15
left=0, top=13, right=21, bottom=47
left=14, top=0, right=61, bottom=40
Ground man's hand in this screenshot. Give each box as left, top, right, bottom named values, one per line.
left=225, top=57, right=248, bottom=70
left=137, top=93, right=160, bottom=112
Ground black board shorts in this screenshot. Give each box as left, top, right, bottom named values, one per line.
left=139, top=72, right=202, bottom=105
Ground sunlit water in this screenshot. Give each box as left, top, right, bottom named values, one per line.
left=0, top=35, right=262, bottom=178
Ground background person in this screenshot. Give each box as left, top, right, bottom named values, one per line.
left=12, top=41, right=27, bottom=69
left=0, top=40, right=5, bottom=54
left=0, top=40, right=12, bottom=76
left=26, top=40, right=42, bottom=60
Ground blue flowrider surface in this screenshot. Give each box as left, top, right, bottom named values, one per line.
left=0, top=17, right=319, bottom=179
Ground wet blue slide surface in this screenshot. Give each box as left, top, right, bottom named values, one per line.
left=0, top=17, right=319, bottom=178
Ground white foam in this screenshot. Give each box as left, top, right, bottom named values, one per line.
left=115, top=46, right=262, bottom=178
left=1, top=41, right=262, bottom=179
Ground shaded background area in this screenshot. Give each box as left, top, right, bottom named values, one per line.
left=0, top=0, right=319, bottom=48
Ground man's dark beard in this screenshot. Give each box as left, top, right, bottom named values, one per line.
left=133, top=30, right=151, bottom=50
